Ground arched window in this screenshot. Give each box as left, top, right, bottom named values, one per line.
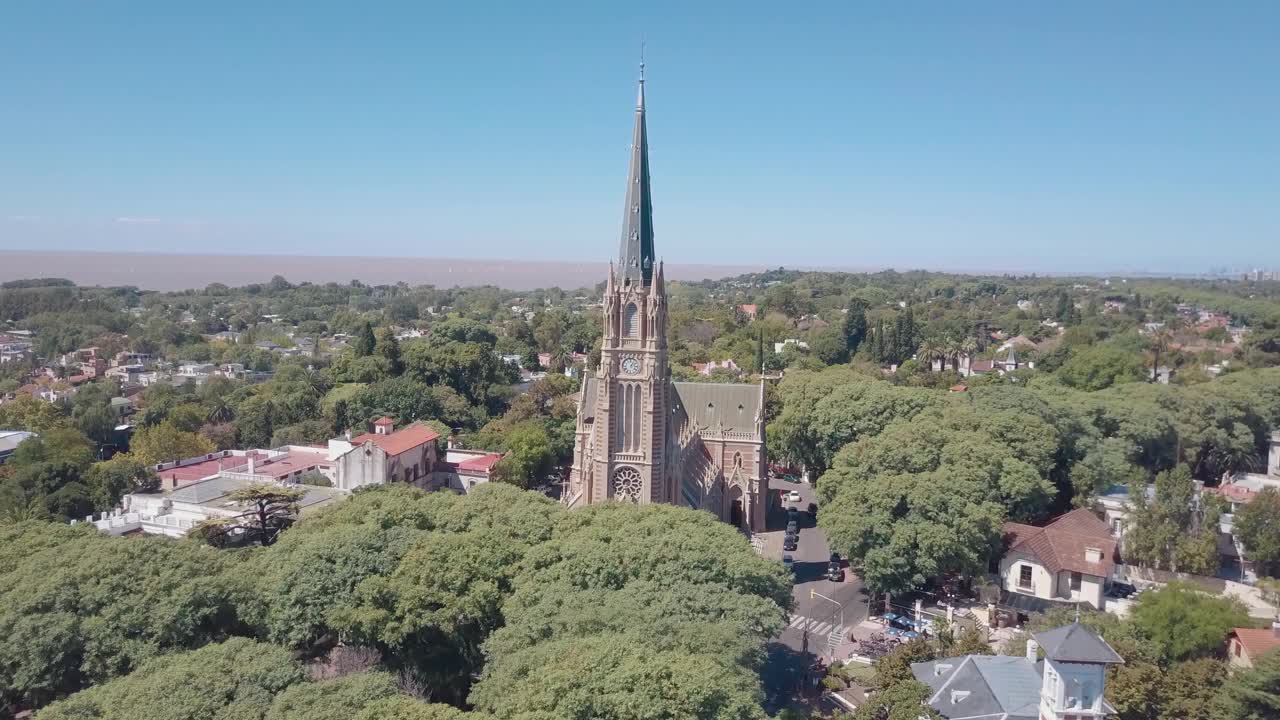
left=623, top=303, right=639, bottom=337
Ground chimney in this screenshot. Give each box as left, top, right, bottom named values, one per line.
left=247, top=455, right=255, bottom=476
left=1026, top=638, right=1039, bottom=661
left=950, top=690, right=970, bottom=704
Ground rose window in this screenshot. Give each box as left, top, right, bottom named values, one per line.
left=612, top=466, right=643, bottom=503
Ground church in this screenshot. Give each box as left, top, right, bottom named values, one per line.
left=565, top=69, right=770, bottom=532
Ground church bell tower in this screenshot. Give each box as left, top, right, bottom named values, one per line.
left=591, top=62, right=670, bottom=506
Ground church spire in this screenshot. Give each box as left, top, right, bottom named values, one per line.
left=618, top=61, right=654, bottom=285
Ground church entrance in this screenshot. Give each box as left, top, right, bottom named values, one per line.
left=728, top=485, right=745, bottom=528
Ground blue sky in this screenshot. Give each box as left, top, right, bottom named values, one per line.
left=1, top=1, right=1277, bottom=274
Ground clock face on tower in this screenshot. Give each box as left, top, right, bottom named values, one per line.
left=621, top=355, right=641, bottom=375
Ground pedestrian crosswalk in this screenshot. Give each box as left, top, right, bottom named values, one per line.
left=786, top=614, right=847, bottom=640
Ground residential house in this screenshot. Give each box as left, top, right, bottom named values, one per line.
left=326, top=418, right=439, bottom=491
left=738, top=303, right=758, bottom=321
left=1000, top=508, right=1117, bottom=610
left=1227, top=623, right=1280, bottom=669
left=692, top=359, right=741, bottom=376
left=0, top=336, right=34, bottom=365
left=88, top=474, right=342, bottom=538
left=0, top=430, right=37, bottom=464
left=434, top=448, right=504, bottom=494
left=774, top=339, right=809, bottom=354
left=913, top=622, right=1123, bottom=720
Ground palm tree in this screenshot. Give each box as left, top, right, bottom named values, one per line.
left=959, top=337, right=979, bottom=372
left=943, top=337, right=963, bottom=371
left=206, top=396, right=234, bottom=424
left=918, top=341, right=944, bottom=372
left=1148, top=329, right=1173, bottom=382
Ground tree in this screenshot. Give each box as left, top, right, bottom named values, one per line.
left=1235, top=487, right=1280, bottom=577
left=843, top=299, right=869, bottom=356
left=227, top=483, right=307, bottom=546
left=355, top=322, right=377, bottom=357
left=1213, top=648, right=1280, bottom=720
left=264, top=671, right=401, bottom=720
left=1106, top=661, right=1164, bottom=720
left=84, top=453, right=158, bottom=509
left=1129, top=583, right=1250, bottom=664
left=1058, top=344, right=1147, bottom=391
left=35, top=638, right=306, bottom=720
left=375, top=328, right=403, bottom=375
left=489, top=421, right=553, bottom=489
left=1161, top=657, right=1227, bottom=720
left=853, top=678, right=941, bottom=720
left=129, top=420, right=216, bottom=465
left=1147, top=328, right=1173, bottom=383
left=0, top=525, right=252, bottom=710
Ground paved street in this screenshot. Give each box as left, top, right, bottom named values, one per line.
left=760, top=479, right=868, bottom=711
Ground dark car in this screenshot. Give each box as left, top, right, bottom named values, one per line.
left=785, top=520, right=798, bottom=535
left=806, top=502, right=818, bottom=518
left=826, top=554, right=844, bottom=581
left=1107, top=581, right=1137, bottom=598
left=783, top=534, right=798, bottom=551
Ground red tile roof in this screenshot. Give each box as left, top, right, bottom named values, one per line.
left=1232, top=627, right=1280, bottom=660
left=350, top=423, right=439, bottom=456
left=455, top=453, right=502, bottom=472
left=373, top=416, right=394, bottom=426
left=1004, top=508, right=1116, bottom=578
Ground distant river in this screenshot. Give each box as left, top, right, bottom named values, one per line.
left=0, top=250, right=766, bottom=291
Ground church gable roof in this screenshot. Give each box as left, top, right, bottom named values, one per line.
left=671, top=382, right=761, bottom=433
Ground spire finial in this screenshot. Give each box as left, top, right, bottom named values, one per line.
left=640, top=40, right=646, bottom=82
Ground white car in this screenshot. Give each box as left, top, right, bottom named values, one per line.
left=785, top=490, right=802, bottom=503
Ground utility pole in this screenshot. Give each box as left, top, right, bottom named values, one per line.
left=810, top=589, right=845, bottom=629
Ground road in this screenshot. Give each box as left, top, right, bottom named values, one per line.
left=760, top=479, right=867, bottom=711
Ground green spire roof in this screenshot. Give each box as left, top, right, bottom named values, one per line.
left=618, top=67, right=654, bottom=285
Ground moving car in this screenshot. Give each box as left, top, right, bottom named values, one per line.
left=826, top=553, right=843, bottom=582
left=783, top=534, right=798, bottom=551
left=782, top=555, right=795, bottom=572
left=785, top=520, right=798, bottom=535
left=785, top=490, right=802, bottom=503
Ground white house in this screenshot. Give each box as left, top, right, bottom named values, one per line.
left=1000, top=509, right=1117, bottom=610
left=913, top=622, right=1123, bottom=720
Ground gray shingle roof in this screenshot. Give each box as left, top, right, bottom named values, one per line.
left=1033, top=622, right=1124, bottom=664
left=671, top=382, right=761, bottom=431
left=912, top=655, right=1043, bottom=720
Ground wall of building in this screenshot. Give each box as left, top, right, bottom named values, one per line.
left=1053, top=571, right=1105, bottom=609
left=1001, top=553, right=1054, bottom=599
left=333, top=443, right=388, bottom=491
left=1041, top=658, right=1106, bottom=716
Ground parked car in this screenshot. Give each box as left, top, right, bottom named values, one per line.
left=782, top=555, right=795, bottom=572
left=785, top=520, right=798, bottom=535
left=1106, top=581, right=1137, bottom=599
left=785, top=490, right=802, bottom=503
left=806, top=502, right=818, bottom=518
left=783, top=534, right=798, bottom=551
